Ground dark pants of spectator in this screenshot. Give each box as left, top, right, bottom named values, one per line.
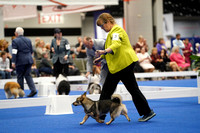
left=39, top=67, right=53, bottom=75
left=68, top=67, right=80, bottom=76
left=99, top=62, right=151, bottom=120
left=0, top=70, right=11, bottom=79
left=133, top=61, right=144, bottom=73
left=31, top=68, right=40, bottom=77
left=152, top=62, right=166, bottom=72
left=53, top=60, right=69, bottom=77
left=16, top=64, right=37, bottom=92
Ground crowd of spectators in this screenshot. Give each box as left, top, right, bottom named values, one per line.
left=0, top=32, right=200, bottom=80
left=0, top=35, right=83, bottom=79
left=133, top=33, right=200, bottom=78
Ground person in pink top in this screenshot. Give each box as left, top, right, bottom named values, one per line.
left=170, top=46, right=190, bottom=71
left=182, top=38, right=192, bottom=64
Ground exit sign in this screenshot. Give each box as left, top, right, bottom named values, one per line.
left=39, top=13, right=64, bottom=24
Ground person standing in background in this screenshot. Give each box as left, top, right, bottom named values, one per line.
left=51, top=28, right=70, bottom=77
left=12, top=27, right=37, bottom=97
left=172, top=33, right=185, bottom=56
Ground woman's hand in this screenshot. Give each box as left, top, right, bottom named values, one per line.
left=51, top=47, right=55, bottom=53
left=64, top=55, right=68, bottom=60
left=95, top=50, right=105, bottom=57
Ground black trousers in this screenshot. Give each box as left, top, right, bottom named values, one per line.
left=152, top=62, right=166, bottom=72
left=100, top=62, right=151, bottom=116
left=53, top=59, right=69, bottom=78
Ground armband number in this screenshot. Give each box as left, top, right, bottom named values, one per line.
left=12, top=49, right=18, bottom=54
left=65, top=44, right=70, bottom=50
left=112, top=33, right=119, bottom=40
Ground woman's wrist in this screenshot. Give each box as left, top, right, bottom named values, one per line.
left=104, top=50, right=107, bottom=55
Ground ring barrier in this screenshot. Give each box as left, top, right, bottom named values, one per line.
left=0, top=71, right=199, bottom=115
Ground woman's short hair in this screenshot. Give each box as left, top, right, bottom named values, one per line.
left=158, top=38, right=164, bottom=44
left=0, top=51, right=6, bottom=57
left=152, top=47, right=157, bottom=52
left=171, top=46, right=179, bottom=53
left=96, top=13, right=116, bottom=26
left=85, top=36, right=92, bottom=42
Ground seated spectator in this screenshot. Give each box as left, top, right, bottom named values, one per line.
left=68, top=55, right=80, bottom=76
left=45, top=43, right=52, bottom=59
left=0, top=39, right=12, bottom=68
left=133, top=61, right=144, bottom=73
left=68, top=65, right=80, bottom=76
left=33, top=37, right=40, bottom=59
left=31, top=58, right=40, bottom=77
left=0, top=51, right=12, bottom=79
left=195, top=43, right=200, bottom=56
left=0, top=39, right=5, bottom=52
left=156, top=38, right=168, bottom=55
left=160, top=49, right=181, bottom=72
left=36, top=40, right=46, bottom=59
left=183, top=38, right=192, bottom=65
left=75, top=37, right=87, bottom=58
left=9, top=36, right=17, bottom=77
left=134, top=35, right=148, bottom=53
left=9, top=36, right=16, bottom=56
left=150, top=48, right=166, bottom=72
left=137, top=47, right=154, bottom=72
left=170, top=46, right=190, bottom=71
left=35, top=37, right=40, bottom=44
left=38, top=52, right=53, bottom=75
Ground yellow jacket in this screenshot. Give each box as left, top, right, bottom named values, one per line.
left=101, top=24, right=138, bottom=74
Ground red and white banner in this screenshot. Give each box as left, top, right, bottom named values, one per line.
left=3, top=5, right=37, bottom=21
left=2, top=5, right=104, bottom=21
left=42, top=5, right=104, bottom=15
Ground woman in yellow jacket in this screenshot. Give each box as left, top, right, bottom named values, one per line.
left=94, top=13, right=156, bottom=122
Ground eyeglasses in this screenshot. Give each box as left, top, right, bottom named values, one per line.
left=99, top=23, right=105, bottom=29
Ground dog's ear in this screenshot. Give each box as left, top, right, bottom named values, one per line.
left=61, top=73, right=67, bottom=77
left=87, top=82, right=93, bottom=90
left=82, top=92, right=87, bottom=98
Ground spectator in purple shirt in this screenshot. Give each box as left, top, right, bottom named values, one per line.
left=156, top=38, right=168, bottom=55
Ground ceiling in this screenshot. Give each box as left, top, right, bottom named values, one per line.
left=0, top=0, right=119, bottom=6
left=164, top=0, right=200, bottom=17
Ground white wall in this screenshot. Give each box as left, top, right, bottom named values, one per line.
left=174, top=19, right=200, bottom=38
left=0, top=7, right=4, bottom=39
left=81, top=17, right=95, bottom=38
left=124, top=0, right=153, bottom=49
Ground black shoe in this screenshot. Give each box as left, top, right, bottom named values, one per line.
left=27, top=91, right=37, bottom=97
left=138, top=110, right=156, bottom=122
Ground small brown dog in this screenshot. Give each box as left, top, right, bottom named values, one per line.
left=73, top=92, right=131, bottom=125
left=4, top=82, right=25, bottom=99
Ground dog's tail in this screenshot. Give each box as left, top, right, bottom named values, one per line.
left=111, top=94, right=122, bottom=104
left=19, top=89, right=25, bottom=97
